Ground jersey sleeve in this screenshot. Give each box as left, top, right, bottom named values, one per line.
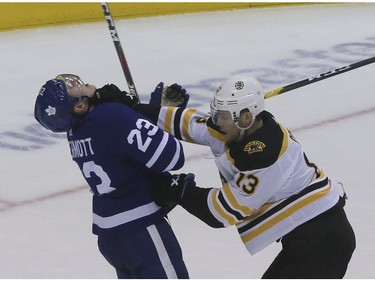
left=157, top=106, right=227, bottom=156
left=106, top=104, right=185, bottom=172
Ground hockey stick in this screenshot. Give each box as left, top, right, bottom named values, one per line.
left=101, top=2, right=139, bottom=98
left=265, top=56, right=375, bottom=99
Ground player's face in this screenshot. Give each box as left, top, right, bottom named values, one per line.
left=68, top=82, right=96, bottom=98
left=214, top=110, right=240, bottom=145
left=56, top=74, right=96, bottom=98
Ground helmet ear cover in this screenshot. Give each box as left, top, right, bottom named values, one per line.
left=34, top=78, right=80, bottom=133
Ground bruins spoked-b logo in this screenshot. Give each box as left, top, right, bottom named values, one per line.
left=244, top=140, right=266, bottom=154
left=234, top=81, right=244, bottom=90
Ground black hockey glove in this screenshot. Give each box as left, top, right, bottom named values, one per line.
left=90, top=84, right=139, bottom=108
left=154, top=173, right=224, bottom=228
left=154, top=173, right=196, bottom=206
left=149, top=82, right=189, bottom=108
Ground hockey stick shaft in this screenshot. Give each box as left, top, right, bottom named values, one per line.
left=265, top=56, right=375, bottom=99
left=101, top=2, right=138, bottom=98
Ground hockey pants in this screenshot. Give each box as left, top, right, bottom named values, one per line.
left=97, top=217, right=189, bottom=279
left=262, top=196, right=356, bottom=279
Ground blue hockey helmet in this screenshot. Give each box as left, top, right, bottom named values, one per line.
left=34, top=78, right=81, bottom=132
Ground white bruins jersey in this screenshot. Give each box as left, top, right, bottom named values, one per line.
left=157, top=106, right=341, bottom=254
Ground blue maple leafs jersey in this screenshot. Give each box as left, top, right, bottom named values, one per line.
left=67, top=103, right=184, bottom=235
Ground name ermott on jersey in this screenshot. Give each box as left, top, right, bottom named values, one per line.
left=69, top=137, right=94, bottom=158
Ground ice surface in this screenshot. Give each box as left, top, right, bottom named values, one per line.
left=0, top=3, right=374, bottom=278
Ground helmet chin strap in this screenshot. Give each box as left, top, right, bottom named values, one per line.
left=83, top=95, right=93, bottom=112
left=235, top=115, right=255, bottom=142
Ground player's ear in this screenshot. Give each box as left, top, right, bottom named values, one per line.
left=239, top=110, right=253, bottom=127
left=73, top=97, right=90, bottom=115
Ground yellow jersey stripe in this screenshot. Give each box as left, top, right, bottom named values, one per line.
left=211, top=189, right=237, bottom=225
left=222, top=183, right=254, bottom=216
left=207, top=126, right=225, bottom=142
left=164, top=107, right=176, bottom=134
left=226, top=150, right=235, bottom=166
left=181, top=108, right=197, bottom=142
left=278, top=125, right=289, bottom=159
left=241, top=184, right=331, bottom=243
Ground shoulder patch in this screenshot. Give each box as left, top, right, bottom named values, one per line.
left=244, top=140, right=266, bottom=154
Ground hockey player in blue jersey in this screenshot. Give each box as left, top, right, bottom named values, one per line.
left=34, top=74, right=189, bottom=279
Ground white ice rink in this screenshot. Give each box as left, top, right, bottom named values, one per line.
left=1, top=3, right=375, bottom=278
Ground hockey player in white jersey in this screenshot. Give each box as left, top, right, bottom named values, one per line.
left=148, top=75, right=356, bottom=278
